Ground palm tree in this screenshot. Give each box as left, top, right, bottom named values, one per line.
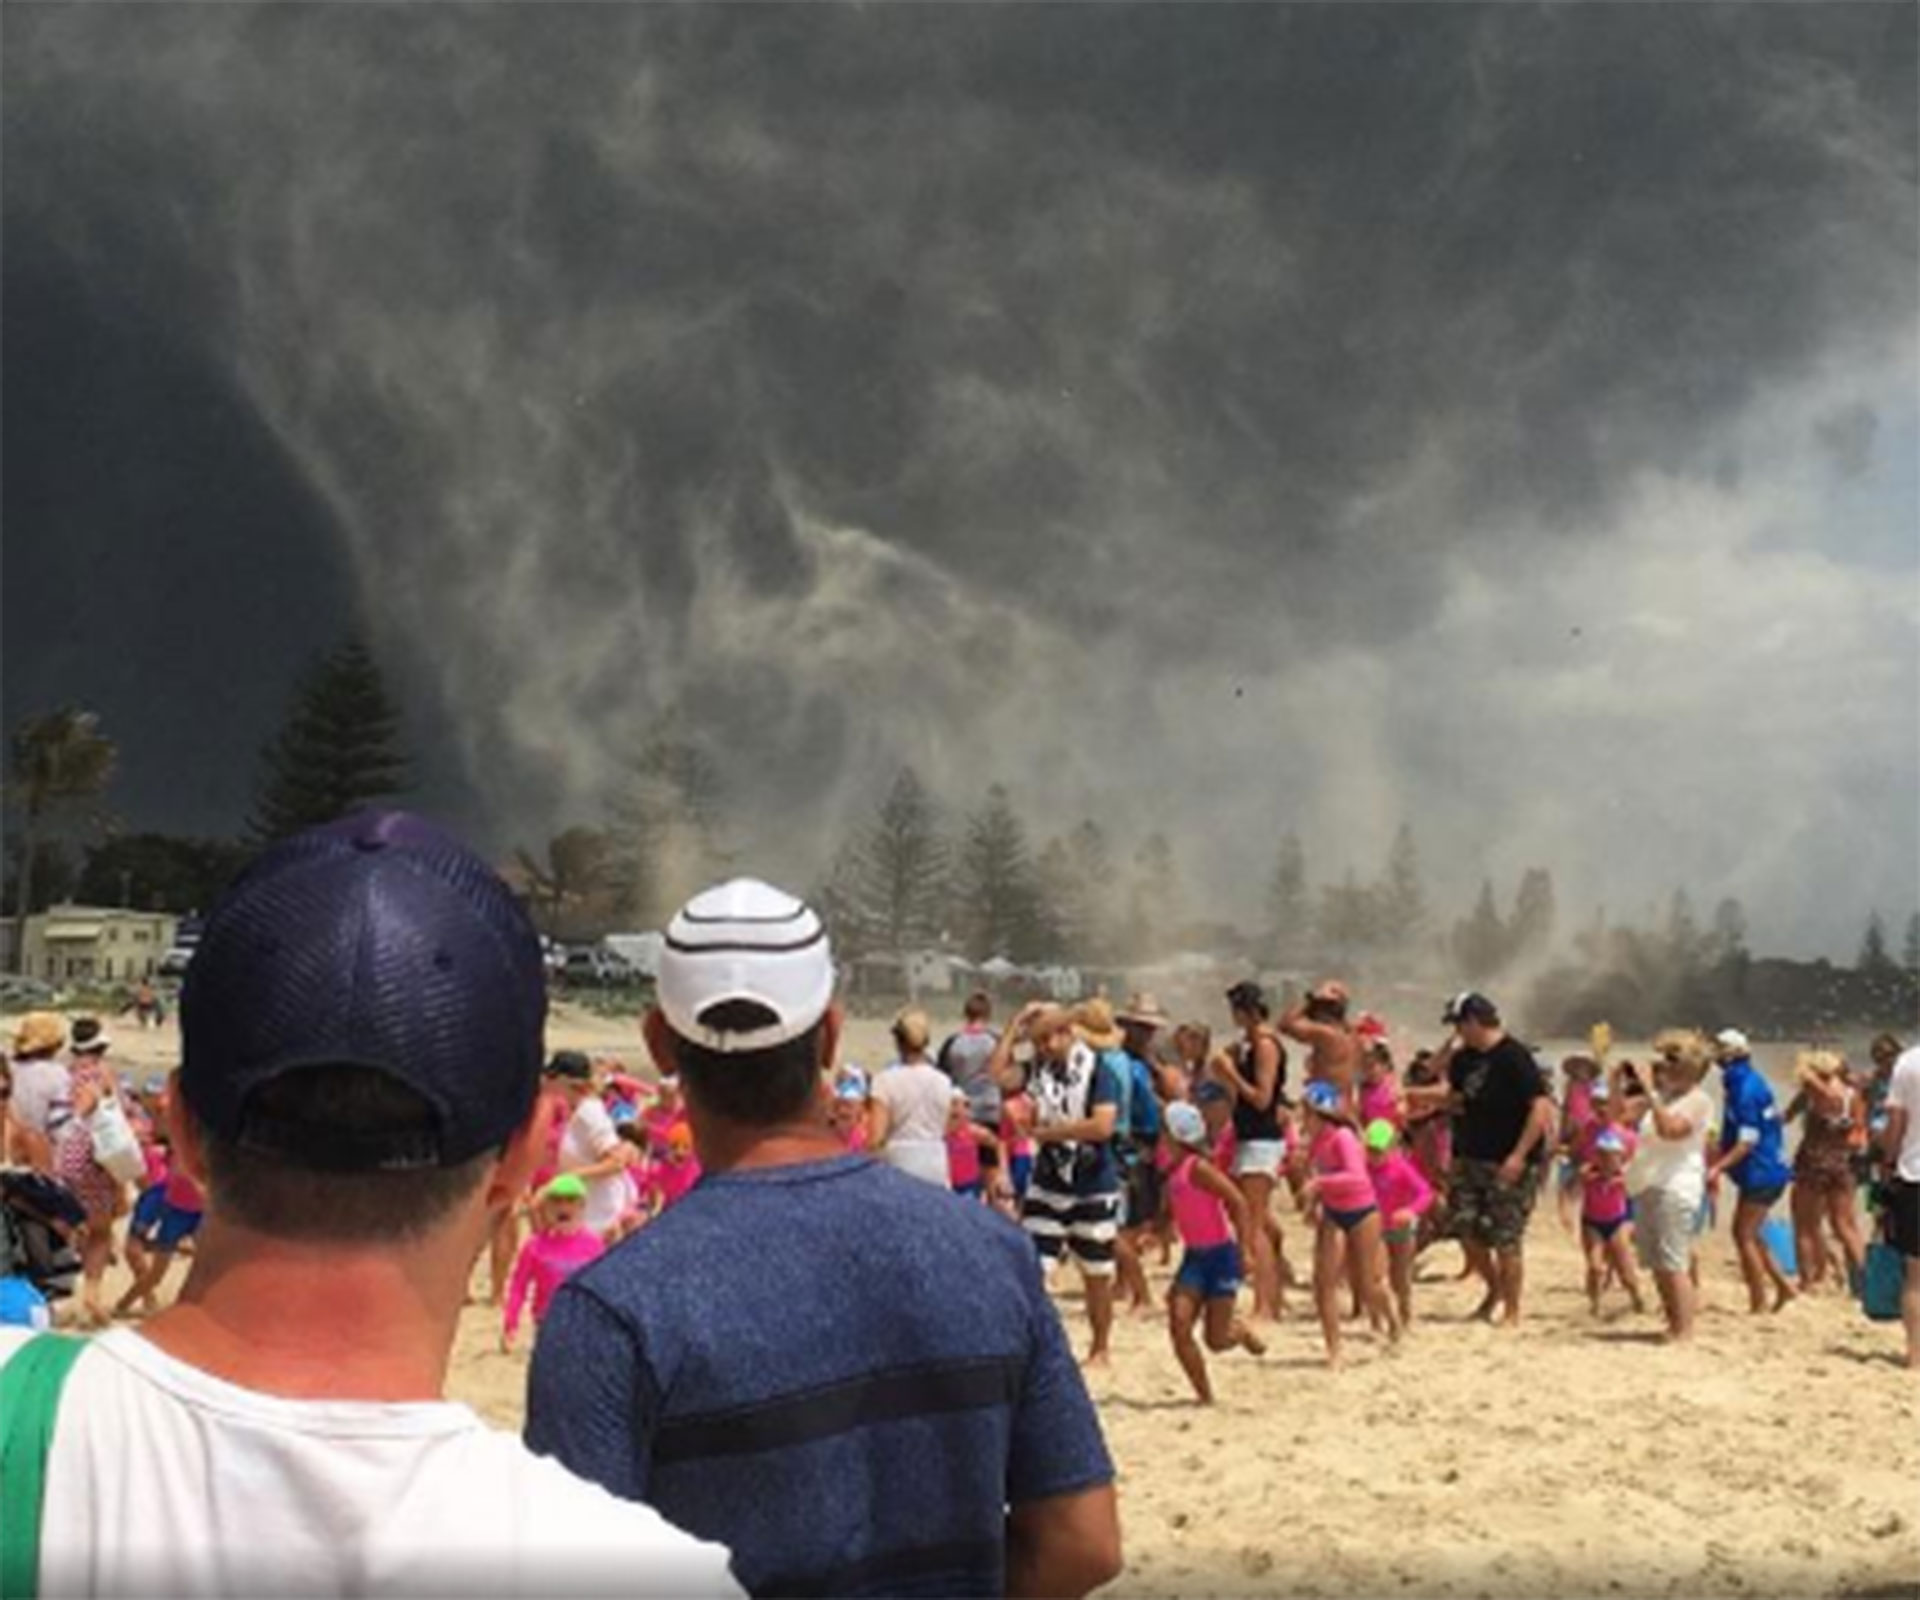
left=7, top=708, right=117, bottom=963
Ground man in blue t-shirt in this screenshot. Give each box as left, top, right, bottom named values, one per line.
left=1707, top=1028, right=1798, bottom=1314
left=525, top=881, right=1120, bottom=1599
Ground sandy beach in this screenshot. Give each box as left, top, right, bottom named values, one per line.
left=25, top=1005, right=1920, bottom=1598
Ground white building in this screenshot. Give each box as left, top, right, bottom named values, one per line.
left=13, top=905, right=179, bottom=986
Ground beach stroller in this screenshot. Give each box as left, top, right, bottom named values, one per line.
left=1, top=1169, right=86, bottom=1304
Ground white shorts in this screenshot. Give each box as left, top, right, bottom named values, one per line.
left=1233, top=1140, right=1285, bottom=1179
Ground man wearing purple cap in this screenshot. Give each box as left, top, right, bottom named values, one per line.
left=0, top=812, right=738, bottom=1597
left=527, top=877, right=1121, bottom=1599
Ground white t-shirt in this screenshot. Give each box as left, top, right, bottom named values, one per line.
left=1888, top=1046, right=1920, bottom=1183
left=10, top=1057, right=73, bottom=1139
left=558, top=1096, right=626, bottom=1233
left=0, top=1327, right=739, bottom=1597
left=1627, top=1086, right=1713, bottom=1208
left=870, top=1060, right=953, bottom=1145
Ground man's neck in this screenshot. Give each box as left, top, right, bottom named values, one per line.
left=138, top=1223, right=467, bottom=1403
left=695, top=1117, right=848, bottom=1175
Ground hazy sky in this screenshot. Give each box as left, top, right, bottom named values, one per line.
left=5, top=4, right=1915, bottom=958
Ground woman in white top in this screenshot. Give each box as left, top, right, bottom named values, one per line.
left=867, top=1009, right=953, bottom=1187
left=1621, top=1032, right=1715, bottom=1343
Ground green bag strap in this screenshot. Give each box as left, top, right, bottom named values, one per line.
left=0, top=1334, right=88, bottom=1600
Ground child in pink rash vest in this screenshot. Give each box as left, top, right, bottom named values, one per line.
left=1364, top=1119, right=1434, bottom=1326
left=1159, top=1101, right=1264, bottom=1403
left=1578, top=1084, right=1647, bottom=1317
left=1556, top=1055, right=1601, bottom=1229
left=645, top=1122, right=702, bottom=1214
left=1299, top=1082, right=1400, bottom=1365
left=502, top=1175, right=606, bottom=1351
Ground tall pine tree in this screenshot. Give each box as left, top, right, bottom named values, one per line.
left=250, top=641, right=406, bottom=842
left=850, top=765, right=949, bottom=957
left=954, top=785, right=1043, bottom=963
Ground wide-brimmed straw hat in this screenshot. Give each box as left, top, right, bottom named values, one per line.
left=1116, top=992, right=1171, bottom=1030
left=10, top=1013, right=65, bottom=1059
left=1794, top=1049, right=1846, bottom=1088
left=1075, top=998, right=1125, bottom=1051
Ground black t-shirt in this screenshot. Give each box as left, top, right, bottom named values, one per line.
left=1448, top=1035, right=1547, bottom=1162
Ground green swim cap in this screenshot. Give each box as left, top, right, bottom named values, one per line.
left=1363, top=1118, right=1396, bottom=1153
left=543, top=1173, right=588, bottom=1203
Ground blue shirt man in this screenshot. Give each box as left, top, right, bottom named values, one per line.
left=1714, top=1032, right=1792, bottom=1194
left=526, top=882, right=1120, bottom=1599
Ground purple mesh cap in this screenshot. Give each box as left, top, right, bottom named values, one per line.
left=181, top=810, right=548, bottom=1169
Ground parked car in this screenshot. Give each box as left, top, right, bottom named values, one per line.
left=556, top=946, right=639, bottom=988
left=157, top=946, right=195, bottom=979
left=0, top=974, right=57, bottom=1010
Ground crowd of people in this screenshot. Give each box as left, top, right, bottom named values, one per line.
left=1, top=807, right=1917, bottom=1597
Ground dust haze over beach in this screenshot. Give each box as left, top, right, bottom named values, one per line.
left=4, top=5, right=1917, bottom=956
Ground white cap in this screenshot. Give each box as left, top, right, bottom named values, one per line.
left=1714, top=1028, right=1750, bottom=1056
left=1165, top=1100, right=1207, bottom=1146
left=658, top=879, right=835, bottom=1054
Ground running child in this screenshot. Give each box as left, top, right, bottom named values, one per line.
left=1162, top=1101, right=1265, bottom=1402
left=1579, top=1095, right=1646, bottom=1317
left=1363, top=1119, right=1434, bottom=1327
left=501, top=1174, right=606, bottom=1352
left=1299, top=1080, right=1401, bottom=1365
left=115, top=1107, right=204, bottom=1319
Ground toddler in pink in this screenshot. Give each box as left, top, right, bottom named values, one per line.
left=502, top=1174, right=607, bottom=1349
left=1365, top=1119, right=1434, bottom=1325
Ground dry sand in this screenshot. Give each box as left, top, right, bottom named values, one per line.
left=26, top=1006, right=1920, bottom=1598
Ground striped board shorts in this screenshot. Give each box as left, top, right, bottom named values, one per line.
left=1021, top=1183, right=1122, bottom=1277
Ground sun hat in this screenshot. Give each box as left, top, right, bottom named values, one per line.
left=1794, top=1049, right=1845, bottom=1088
left=1713, top=1028, right=1750, bottom=1057
left=666, top=1121, right=694, bottom=1153
left=1363, top=1117, right=1396, bottom=1153
left=657, top=879, right=833, bottom=1054
left=10, top=1013, right=65, bottom=1059
left=1075, top=998, right=1125, bottom=1051
left=1442, top=991, right=1499, bottom=1027
left=1303, top=1081, right=1343, bottom=1116
left=1165, top=1100, right=1207, bottom=1148
left=542, top=1173, right=588, bottom=1203
left=69, top=1017, right=111, bottom=1055
left=179, top=810, right=549, bottom=1170
left=1116, top=992, right=1171, bottom=1030
left=833, top=1065, right=869, bottom=1101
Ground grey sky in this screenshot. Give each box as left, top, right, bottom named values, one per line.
left=4, top=4, right=1915, bottom=958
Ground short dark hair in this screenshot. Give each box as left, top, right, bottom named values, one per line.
left=963, top=990, right=992, bottom=1022
left=193, top=1066, right=496, bottom=1244
left=1305, top=994, right=1347, bottom=1024
left=672, top=999, right=823, bottom=1126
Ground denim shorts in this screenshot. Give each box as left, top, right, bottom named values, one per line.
left=1174, top=1241, right=1244, bottom=1301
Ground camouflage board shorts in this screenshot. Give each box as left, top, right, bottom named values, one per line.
left=1447, top=1157, right=1537, bottom=1250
